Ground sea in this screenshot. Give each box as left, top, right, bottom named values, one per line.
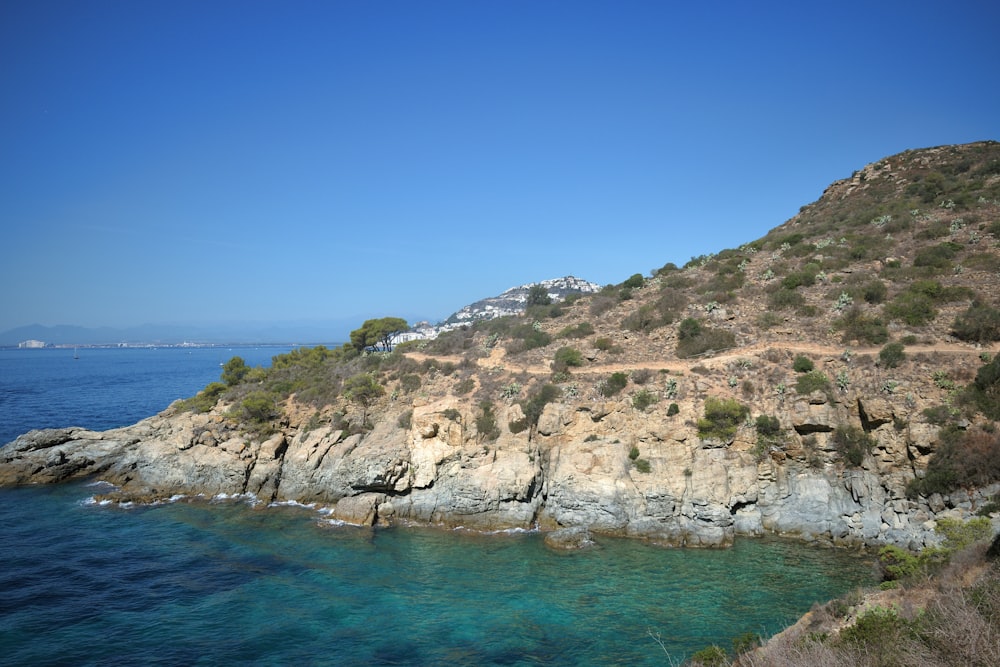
left=0, top=346, right=876, bottom=666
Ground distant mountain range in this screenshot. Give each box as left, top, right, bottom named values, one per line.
left=0, top=276, right=603, bottom=347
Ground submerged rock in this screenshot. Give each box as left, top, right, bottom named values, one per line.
left=544, top=526, right=595, bottom=550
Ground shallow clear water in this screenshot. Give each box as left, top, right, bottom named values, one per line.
left=0, top=346, right=876, bottom=665
left=0, top=484, right=874, bottom=666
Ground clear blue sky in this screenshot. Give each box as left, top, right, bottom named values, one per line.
left=2, top=0, right=998, bottom=334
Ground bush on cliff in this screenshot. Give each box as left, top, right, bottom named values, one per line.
left=475, top=400, right=501, bottom=442
left=907, top=425, right=1000, bottom=497
left=832, top=425, right=875, bottom=467
left=878, top=341, right=906, bottom=368
left=675, top=318, right=736, bottom=359
left=834, top=306, right=889, bottom=345
left=239, top=391, right=278, bottom=426
left=221, top=356, right=251, bottom=386
left=179, top=382, right=227, bottom=413
left=552, top=346, right=584, bottom=373
left=697, top=397, right=749, bottom=441
left=795, top=370, right=832, bottom=396
left=510, top=384, right=561, bottom=433
left=952, top=300, right=1000, bottom=343
left=597, top=372, right=629, bottom=397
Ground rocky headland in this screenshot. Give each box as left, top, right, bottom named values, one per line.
left=3, top=141, right=1000, bottom=554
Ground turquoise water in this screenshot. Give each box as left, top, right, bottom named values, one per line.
left=0, top=484, right=875, bottom=666
left=0, top=346, right=876, bottom=665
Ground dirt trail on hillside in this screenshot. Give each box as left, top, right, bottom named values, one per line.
left=405, top=340, right=997, bottom=377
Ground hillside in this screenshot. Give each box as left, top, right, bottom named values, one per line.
left=4, top=140, right=999, bottom=544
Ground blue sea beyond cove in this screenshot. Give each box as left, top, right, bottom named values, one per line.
left=0, top=347, right=875, bottom=665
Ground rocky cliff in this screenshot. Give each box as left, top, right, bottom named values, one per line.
left=3, top=340, right=996, bottom=549
left=3, top=141, right=999, bottom=549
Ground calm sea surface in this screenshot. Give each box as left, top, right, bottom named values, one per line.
left=0, top=347, right=875, bottom=665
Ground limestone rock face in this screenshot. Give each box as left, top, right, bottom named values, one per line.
left=2, top=391, right=996, bottom=549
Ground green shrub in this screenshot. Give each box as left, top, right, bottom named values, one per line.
left=884, top=291, right=937, bottom=326
left=622, top=273, right=645, bottom=289
left=755, top=414, right=781, bottom=437
left=862, top=279, right=888, bottom=304
left=756, top=311, right=783, bottom=329
left=937, top=516, right=993, bottom=551
left=877, top=545, right=921, bottom=581
left=667, top=402, right=680, bottom=416
left=879, top=342, right=906, bottom=368
left=921, top=404, right=952, bottom=425
left=795, top=371, right=832, bottom=396
left=519, top=384, right=561, bottom=427
left=622, top=304, right=666, bottom=333
left=397, top=409, right=413, bottom=429
left=676, top=319, right=736, bottom=359
left=838, top=606, right=916, bottom=658
left=913, top=241, right=961, bottom=268
left=832, top=425, right=874, bottom=466
left=633, top=459, right=651, bottom=473
left=781, top=269, right=817, bottom=290
left=593, top=337, right=615, bottom=352
left=697, top=397, right=749, bottom=441
left=399, top=373, right=421, bottom=393
left=632, top=389, right=658, bottom=411
left=792, top=355, right=814, bottom=373
left=221, top=356, right=251, bottom=386
left=240, top=391, right=277, bottom=424
left=475, top=400, right=501, bottom=442
left=834, top=307, right=889, bottom=344
left=628, top=445, right=640, bottom=460
left=767, top=287, right=806, bottom=310
left=180, top=381, right=227, bottom=413
left=678, top=317, right=701, bottom=340
left=907, top=425, right=1000, bottom=496
left=731, top=632, right=760, bottom=656
left=508, top=418, right=529, bottom=434
left=598, top=372, right=629, bottom=397
left=952, top=300, right=1000, bottom=342
left=552, top=346, right=584, bottom=373
left=506, top=324, right=553, bottom=352
left=689, top=645, right=729, bottom=667
left=967, top=353, right=1000, bottom=419
left=557, top=322, right=595, bottom=339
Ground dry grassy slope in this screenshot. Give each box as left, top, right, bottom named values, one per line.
left=440, top=141, right=1000, bottom=392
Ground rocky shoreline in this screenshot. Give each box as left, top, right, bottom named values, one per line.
left=3, top=386, right=996, bottom=551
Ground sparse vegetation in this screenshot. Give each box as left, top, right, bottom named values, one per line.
left=793, top=355, right=814, bottom=373
left=832, top=425, right=874, bottom=467
left=598, top=372, right=629, bottom=397
left=952, top=300, right=1000, bottom=342
left=697, top=397, right=749, bottom=441
left=552, top=346, right=584, bottom=373
left=632, top=389, right=658, bottom=411
left=675, top=317, right=737, bottom=358
left=878, top=341, right=906, bottom=369
left=795, top=370, right=832, bottom=396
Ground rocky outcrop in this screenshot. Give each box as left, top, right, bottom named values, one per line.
left=3, top=387, right=996, bottom=549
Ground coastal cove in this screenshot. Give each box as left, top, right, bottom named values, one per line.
left=0, top=483, right=875, bottom=665
left=0, top=346, right=876, bottom=665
